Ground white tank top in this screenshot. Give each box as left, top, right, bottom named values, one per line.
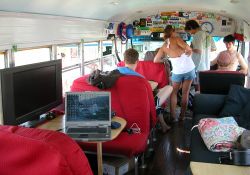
left=169, top=54, right=195, bottom=74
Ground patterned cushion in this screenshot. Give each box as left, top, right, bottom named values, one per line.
left=198, top=117, right=245, bottom=152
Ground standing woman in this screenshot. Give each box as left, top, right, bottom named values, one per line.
left=154, top=25, right=195, bottom=121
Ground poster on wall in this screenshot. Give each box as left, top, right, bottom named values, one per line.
left=131, top=11, right=235, bottom=37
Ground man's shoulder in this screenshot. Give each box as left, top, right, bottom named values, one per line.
left=117, top=67, right=144, bottom=78
left=195, top=30, right=207, bottom=38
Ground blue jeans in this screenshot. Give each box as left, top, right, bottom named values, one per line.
left=171, top=69, right=196, bottom=83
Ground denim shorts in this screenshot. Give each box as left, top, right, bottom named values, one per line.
left=171, top=69, right=196, bottom=83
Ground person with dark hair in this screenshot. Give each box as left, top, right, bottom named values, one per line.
left=185, top=20, right=216, bottom=90
left=223, top=34, right=235, bottom=43
left=119, top=48, right=173, bottom=132
left=211, top=35, right=248, bottom=74
left=154, top=25, right=195, bottom=122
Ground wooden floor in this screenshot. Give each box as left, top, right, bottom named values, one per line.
left=138, top=119, right=192, bottom=175
left=87, top=111, right=193, bottom=175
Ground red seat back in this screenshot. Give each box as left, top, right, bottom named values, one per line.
left=136, top=61, right=169, bottom=88
left=0, top=125, right=93, bottom=175
left=117, top=61, right=170, bottom=88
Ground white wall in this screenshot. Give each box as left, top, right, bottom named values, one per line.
left=0, top=12, right=108, bottom=50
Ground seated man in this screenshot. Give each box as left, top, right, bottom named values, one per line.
left=118, top=48, right=173, bottom=133
left=210, top=35, right=248, bottom=75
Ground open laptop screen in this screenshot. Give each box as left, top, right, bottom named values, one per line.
left=66, top=92, right=111, bottom=122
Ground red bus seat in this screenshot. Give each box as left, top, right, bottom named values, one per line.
left=0, top=125, right=93, bottom=175
left=117, top=61, right=170, bottom=88
left=136, top=61, right=169, bottom=88
left=70, top=75, right=156, bottom=157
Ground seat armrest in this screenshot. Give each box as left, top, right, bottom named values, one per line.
left=193, top=94, right=226, bottom=116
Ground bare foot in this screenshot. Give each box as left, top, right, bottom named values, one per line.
left=179, top=113, right=185, bottom=121
left=179, top=117, right=185, bottom=121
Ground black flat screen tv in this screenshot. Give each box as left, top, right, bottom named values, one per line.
left=0, top=59, right=62, bottom=125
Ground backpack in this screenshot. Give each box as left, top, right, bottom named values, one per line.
left=117, top=22, right=127, bottom=43
left=88, top=69, right=123, bottom=89
left=126, top=24, right=134, bottom=39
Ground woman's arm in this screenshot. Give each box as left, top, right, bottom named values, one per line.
left=154, top=46, right=165, bottom=63
left=237, top=53, right=248, bottom=75
left=176, top=37, right=192, bottom=56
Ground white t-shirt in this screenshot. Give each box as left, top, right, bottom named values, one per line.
left=191, top=30, right=216, bottom=71
left=169, top=54, right=195, bottom=74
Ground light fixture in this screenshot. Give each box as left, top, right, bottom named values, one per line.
left=110, top=1, right=119, bottom=5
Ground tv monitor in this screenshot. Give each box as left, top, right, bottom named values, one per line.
left=0, top=59, right=62, bottom=126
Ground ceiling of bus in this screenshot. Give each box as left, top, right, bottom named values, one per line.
left=0, top=0, right=249, bottom=49
left=0, top=0, right=248, bottom=22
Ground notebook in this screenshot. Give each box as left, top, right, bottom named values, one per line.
left=64, top=91, right=111, bottom=141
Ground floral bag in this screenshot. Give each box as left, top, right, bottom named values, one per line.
left=197, top=117, right=245, bottom=152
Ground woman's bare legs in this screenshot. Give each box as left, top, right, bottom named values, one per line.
left=170, top=82, right=181, bottom=120
left=179, top=79, right=193, bottom=120
left=156, top=85, right=173, bottom=133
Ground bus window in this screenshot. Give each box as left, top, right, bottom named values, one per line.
left=0, top=53, right=4, bottom=69
left=102, top=54, right=117, bottom=71
left=244, top=42, right=249, bottom=59
left=84, top=42, right=99, bottom=61
left=57, top=44, right=80, bottom=68
left=115, top=41, right=127, bottom=61
left=62, top=67, right=81, bottom=95
left=209, top=37, right=225, bottom=61
left=57, top=44, right=81, bottom=95
left=102, top=41, right=112, bottom=56
left=84, top=61, right=100, bottom=74
left=14, top=48, right=50, bottom=66
left=148, top=41, right=164, bottom=51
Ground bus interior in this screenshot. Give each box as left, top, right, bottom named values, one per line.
left=0, top=0, right=250, bottom=175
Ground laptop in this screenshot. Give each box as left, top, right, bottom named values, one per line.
left=64, top=91, right=111, bottom=141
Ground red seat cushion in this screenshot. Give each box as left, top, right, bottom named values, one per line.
left=0, top=125, right=93, bottom=175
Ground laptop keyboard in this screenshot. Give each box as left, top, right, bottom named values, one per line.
left=67, top=127, right=107, bottom=133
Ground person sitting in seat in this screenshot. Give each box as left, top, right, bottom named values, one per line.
left=144, top=48, right=163, bottom=61
left=118, top=48, right=173, bottom=133
left=144, top=48, right=172, bottom=80
left=211, top=35, right=248, bottom=75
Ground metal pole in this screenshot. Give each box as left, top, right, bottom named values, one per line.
left=80, top=39, right=85, bottom=75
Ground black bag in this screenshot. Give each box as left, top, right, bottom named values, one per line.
left=219, top=130, right=250, bottom=166
left=231, top=130, right=250, bottom=166
left=88, top=69, right=123, bottom=89
left=239, top=130, right=250, bottom=149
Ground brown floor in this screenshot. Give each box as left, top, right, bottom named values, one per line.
left=87, top=112, right=192, bottom=175
left=126, top=118, right=192, bottom=175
